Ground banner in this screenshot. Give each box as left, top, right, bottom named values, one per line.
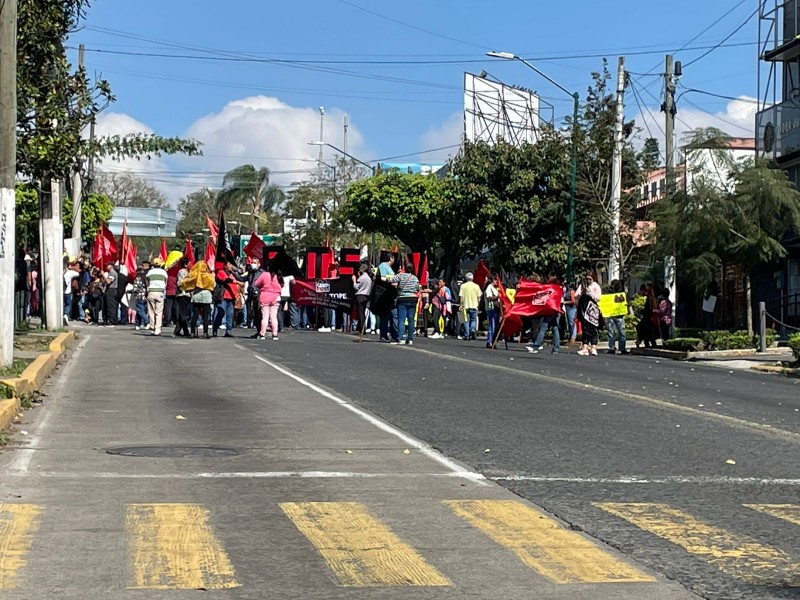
left=243, top=232, right=266, bottom=261
left=599, top=292, right=628, bottom=318
left=292, top=278, right=354, bottom=311
left=303, top=247, right=335, bottom=280
left=507, top=281, right=563, bottom=318
left=409, top=252, right=429, bottom=286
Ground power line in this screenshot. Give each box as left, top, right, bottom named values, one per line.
left=369, top=144, right=460, bottom=162
left=677, top=86, right=758, bottom=104
left=682, top=6, right=760, bottom=68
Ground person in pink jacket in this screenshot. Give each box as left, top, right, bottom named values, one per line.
left=253, top=267, right=283, bottom=340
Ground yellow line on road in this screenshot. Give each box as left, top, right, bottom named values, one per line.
left=126, top=503, right=238, bottom=590
left=0, top=504, right=41, bottom=590
left=745, top=503, right=800, bottom=526
left=595, top=502, right=797, bottom=584
left=444, top=499, right=653, bottom=584
left=280, top=501, right=450, bottom=587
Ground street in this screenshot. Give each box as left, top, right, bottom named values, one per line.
left=1, top=327, right=799, bottom=599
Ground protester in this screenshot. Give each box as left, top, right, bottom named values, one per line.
left=280, top=271, right=296, bottom=330
left=121, top=275, right=136, bottom=325
left=254, top=264, right=282, bottom=340
left=377, top=251, right=399, bottom=342
left=181, top=260, right=215, bottom=338
left=390, top=260, right=421, bottom=345
left=657, top=288, right=673, bottom=342
left=146, top=257, right=168, bottom=336
left=174, top=258, right=192, bottom=337
left=213, top=262, right=239, bottom=338
left=484, top=276, right=501, bottom=348
left=635, top=283, right=658, bottom=348
left=576, top=272, right=602, bottom=356
left=87, top=268, right=105, bottom=325
left=63, top=263, right=80, bottom=324
left=527, top=274, right=562, bottom=354
left=352, top=264, right=372, bottom=335
left=563, top=281, right=578, bottom=344
left=102, top=264, right=120, bottom=326
left=458, top=272, right=481, bottom=341
left=430, top=278, right=452, bottom=339
left=605, top=279, right=629, bottom=355
left=132, top=267, right=149, bottom=330
left=239, top=259, right=264, bottom=337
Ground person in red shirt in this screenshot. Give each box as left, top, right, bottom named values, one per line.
left=212, top=262, right=238, bottom=338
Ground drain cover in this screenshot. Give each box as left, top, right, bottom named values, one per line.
left=105, top=445, right=242, bottom=458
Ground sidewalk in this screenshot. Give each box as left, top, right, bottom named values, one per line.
left=0, top=326, right=693, bottom=599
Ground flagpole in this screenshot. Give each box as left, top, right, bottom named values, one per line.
left=491, top=314, right=508, bottom=350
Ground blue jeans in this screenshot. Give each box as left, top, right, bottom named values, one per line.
left=289, top=300, right=300, bottom=328
left=486, top=309, right=499, bottom=345
left=379, top=306, right=399, bottom=341
left=397, top=300, right=417, bottom=342
left=63, top=293, right=72, bottom=318
left=135, top=300, right=149, bottom=326
left=464, top=308, right=478, bottom=339
left=565, top=306, right=577, bottom=340
left=533, top=314, right=560, bottom=351
left=213, top=299, right=235, bottom=333
left=608, top=316, right=627, bottom=351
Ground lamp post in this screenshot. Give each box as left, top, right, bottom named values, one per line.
left=486, top=51, right=579, bottom=281
left=308, top=141, right=377, bottom=261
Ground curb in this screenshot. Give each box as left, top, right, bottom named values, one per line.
left=0, top=331, right=76, bottom=432
left=629, top=348, right=688, bottom=360
left=751, top=365, right=800, bottom=378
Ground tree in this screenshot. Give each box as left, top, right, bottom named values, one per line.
left=216, top=165, right=284, bottom=232
left=176, top=188, right=219, bottom=238
left=727, top=160, right=800, bottom=334
left=16, top=0, right=201, bottom=185
left=93, top=172, right=169, bottom=209
left=638, top=138, right=661, bottom=172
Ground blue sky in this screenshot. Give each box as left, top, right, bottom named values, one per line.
left=69, top=0, right=759, bottom=201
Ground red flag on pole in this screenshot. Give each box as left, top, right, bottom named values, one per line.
left=124, top=241, right=137, bottom=277
left=92, top=223, right=118, bottom=270
left=184, top=237, right=195, bottom=266
left=474, top=259, right=491, bottom=288
left=204, top=241, right=215, bottom=267
left=242, top=232, right=266, bottom=261
left=159, top=239, right=168, bottom=262
left=507, top=281, right=563, bottom=319
left=205, top=213, right=219, bottom=244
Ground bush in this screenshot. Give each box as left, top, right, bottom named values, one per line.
left=700, top=330, right=775, bottom=351
left=663, top=338, right=703, bottom=352
left=789, top=333, right=800, bottom=361
left=625, top=295, right=646, bottom=332
left=676, top=327, right=704, bottom=339
left=0, top=383, right=12, bottom=400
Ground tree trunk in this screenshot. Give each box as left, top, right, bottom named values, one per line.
left=745, top=272, right=753, bottom=336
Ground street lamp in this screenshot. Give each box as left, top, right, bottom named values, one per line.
left=487, top=51, right=580, bottom=281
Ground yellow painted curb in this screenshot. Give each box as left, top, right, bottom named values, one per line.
left=48, top=331, right=75, bottom=353
left=0, top=397, right=21, bottom=431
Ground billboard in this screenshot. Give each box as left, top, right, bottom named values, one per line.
left=464, top=73, right=541, bottom=146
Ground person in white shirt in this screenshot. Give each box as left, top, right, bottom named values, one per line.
left=63, top=263, right=80, bottom=322
left=279, top=273, right=295, bottom=332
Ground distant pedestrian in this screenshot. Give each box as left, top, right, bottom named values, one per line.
left=352, top=264, right=372, bottom=335
left=484, top=276, right=500, bottom=348
left=458, top=272, right=482, bottom=341
left=181, top=260, right=215, bottom=338
left=390, top=260, right=421, bottom=345
left=429, top=278, right=452, bottom=339
left=173, top=258, right=192, bottom=337
left=132, top=267, right=149, bottom=330
left=146, top=257, right=168, bottom=336
left=254, top=264, right=282, bottom=340
left=103, top=264, right=120, bottom=326
left=657, top=289, right=673, bottom=342
left=213, top=262, right=238, bottom=338
left=605, top=279, right=629, bottom=355
left=635, top=283, right=658, bottom=348
left=576, top=272, right=602, bottom=356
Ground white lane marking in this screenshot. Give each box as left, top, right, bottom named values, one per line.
left=492, top=474, right=800, bottom=486
left=408, top=346, right=800, bottom=445
left=6, top=334, right=91, bottom=476
left=252, top=354, right=486, bottom=485
left=17, top=471, right=486, bottom=480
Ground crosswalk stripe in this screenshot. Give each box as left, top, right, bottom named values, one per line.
left=126, top=503, right=239, bottom=590
left=280, top=501, right=451, bottom=587
left=595, top=502, right=796, bottom=583
left=444, top=499, right=654, bottom=584
left=0, top=504, right=41, bottom=590
left=745, top=503, right=800, bottom=526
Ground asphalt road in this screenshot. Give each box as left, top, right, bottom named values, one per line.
left=0, top=325, right=798, bottom=599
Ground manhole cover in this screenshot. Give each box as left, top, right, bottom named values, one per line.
left=105, top=445, right=242, bottom=458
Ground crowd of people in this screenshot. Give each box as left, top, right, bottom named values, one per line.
left=16, top=246, right=676, bottom=354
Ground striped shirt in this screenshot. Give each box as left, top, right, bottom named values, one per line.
left=390, top=272, right=420, bottom=298
left=146, top=267, right=168, bottom=294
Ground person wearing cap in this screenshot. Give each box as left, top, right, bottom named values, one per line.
left=146, top=257, right=168, bottom=336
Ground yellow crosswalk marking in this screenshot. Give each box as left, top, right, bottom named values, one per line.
left=0, top=504, right=41, bottom=590
left=280, top=501, right=450, bottom=587
left=444, top=499, right=653, bottom=584
left=126, top=503, right=238, bottom=590
left=745, top=503, right=800, bottom=526
left=595, top=502, right=797, bottom=584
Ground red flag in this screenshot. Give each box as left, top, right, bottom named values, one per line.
left=124, top=241, right=137, bottom=277
left=205, top=213, right=219, bottom=244
left=507, top=281, right=563, bottom=319
left=92, top=223, right=118, bottom=270
left=243, top=232, right=266, bottom=261
left=409, top=252, right=429, bottom=286
left=159, top=239, right=168, bottom=262
left=474, top=259, right=491, bottom=287
left=495, top=279, right=522, bottom=339
left=204, top=241, right=215, bottom=267
left=184, top=237, right=195, bottom=266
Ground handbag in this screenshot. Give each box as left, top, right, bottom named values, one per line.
left=212, top=284, right=225, bottom=304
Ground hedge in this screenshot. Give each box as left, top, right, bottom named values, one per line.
left=789, top=333, right=800, bottom=361
left=701, top=330, right=776, bottom=351
left=663, top=338, right=703, bottom=352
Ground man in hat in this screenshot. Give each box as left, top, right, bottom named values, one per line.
left=146, top=257, right=168, bottom=336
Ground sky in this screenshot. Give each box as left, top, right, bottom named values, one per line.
left=68, top=0, right=761, bottom=204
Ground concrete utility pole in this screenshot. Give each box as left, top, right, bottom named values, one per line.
left=663, top=54, right=677, bottom=195
left=0, top=0, right=18, bottom=365
left=343, top=114, right=348, bottom=156
left=40, top=179, right=64, bottom=330
left=609, top=56, right=625, bottom=283
left=70, top=44, right=85, bottom=243
left=318, top=106, right=325, bottom=163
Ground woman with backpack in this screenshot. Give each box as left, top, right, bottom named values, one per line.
left=254, top=265, right=283, bottom=340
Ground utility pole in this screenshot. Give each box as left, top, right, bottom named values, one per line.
left=318, top=106, right=325, bottom=163
left=0, top=0, right=18, bottom=365
left=40, top=178, right=64, bottom=330
left=662, top=54, right=677, bottom=195
left=343, top=114, right=348, bottom=156
left=70, top=44, right=85, bottom=244
left=608, top=56, right=625, bottom=283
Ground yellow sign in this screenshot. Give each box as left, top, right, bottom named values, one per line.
left=599, top=293, right=628, bottom=318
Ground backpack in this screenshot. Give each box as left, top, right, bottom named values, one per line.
left=212, top=284, right=225, bottom=304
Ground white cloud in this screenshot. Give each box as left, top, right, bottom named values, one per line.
left=631, top=95, right=757, bottom=155
left=420, top=111, right=463, bottom=163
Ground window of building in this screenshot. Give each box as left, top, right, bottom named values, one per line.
left=651, top=182, right=658, bottom=199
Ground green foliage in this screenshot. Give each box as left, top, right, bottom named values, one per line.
left=0, top=383, right=12, bottom=400
left=93, top=172, right=168, bottom=209
left=216, top=165, right=284, bottom=232
left=675, top=327, right=705, bottom=339
left=625, top=294, right=646, bottom=332
left=788, top=333, right=800, bottom=361
left=700, top=330, right=775, bottom=351
left=63, top=192, right=114, bottom=241
left=176, top=188, right=219, bottom=239
left=663, top=338, right=702, bottom=351
left=638, top=138, right=660, bottom=172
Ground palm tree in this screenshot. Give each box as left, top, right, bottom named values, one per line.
left=216, top=165, right=285, bottom=233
